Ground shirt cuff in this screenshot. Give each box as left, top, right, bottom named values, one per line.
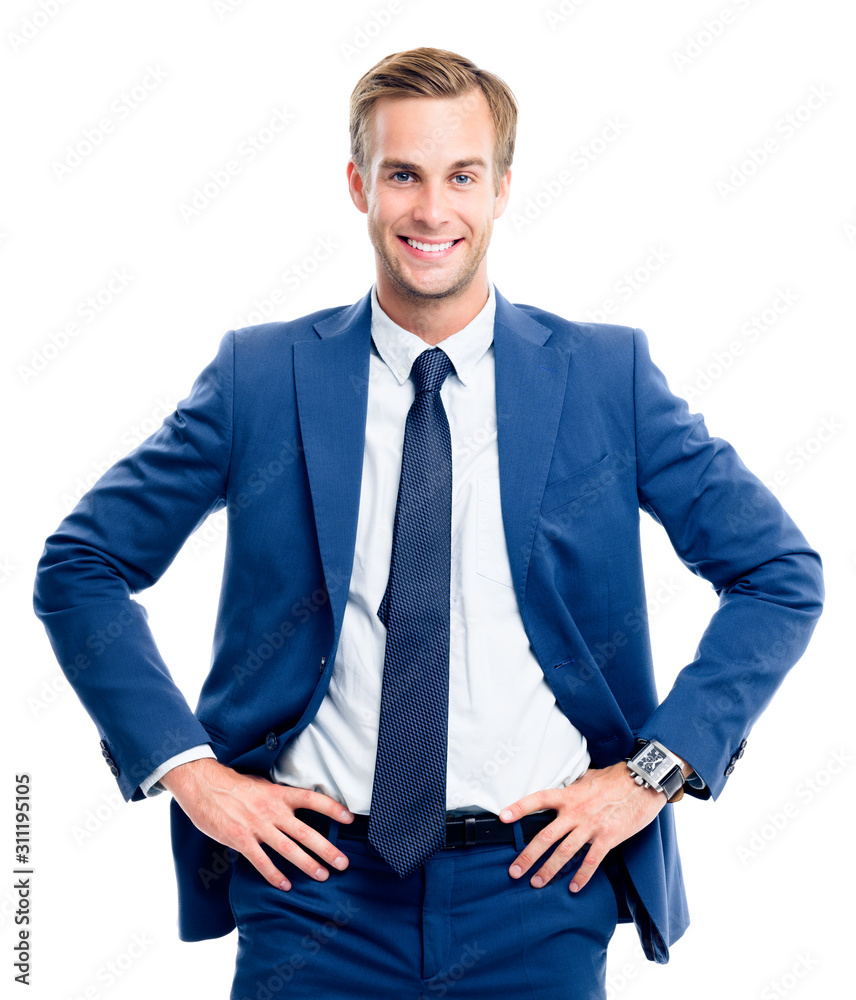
left=140, top=744, right=216, bottom=797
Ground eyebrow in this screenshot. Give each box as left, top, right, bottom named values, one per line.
left=377, top=157, right=489, bottom=172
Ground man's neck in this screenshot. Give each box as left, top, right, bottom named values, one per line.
left=374, top=278, right=491, bottom=346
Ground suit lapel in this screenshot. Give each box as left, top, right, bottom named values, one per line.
left=294, top=292, right=372, bottom=631
left=493, top=290, right=633, bottom=761
left=493, top=290, right=568, bottom=601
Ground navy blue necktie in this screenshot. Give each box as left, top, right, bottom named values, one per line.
left=368, top=347, right=454, bottom=878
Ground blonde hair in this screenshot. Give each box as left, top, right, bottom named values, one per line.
left=349, top=47, right=517, bottom=193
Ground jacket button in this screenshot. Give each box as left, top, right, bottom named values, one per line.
left=102, top=749, right=111, bottom=758
left=319, top=656, right=327, bottom=674
left=736, top=747, right=745, bottom=760
left=110, top=765, right=119, bottom=776
left=99, top=740, right=108, bottom=750
left=739, top=739, right=748, bottom=749
left=724, top=764, right=735, bottom=776
left=265, top=732, right=279, bottom=751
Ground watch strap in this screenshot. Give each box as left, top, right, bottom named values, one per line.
left=658, top=763, right=686, bottom=800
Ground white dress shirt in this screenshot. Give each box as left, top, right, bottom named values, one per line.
left=272, top=283, right=590, bottom=814
left=142, top=283, right=592, bottom=805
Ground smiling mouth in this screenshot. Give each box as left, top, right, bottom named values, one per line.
left=398, top=236, right=463, bottom=253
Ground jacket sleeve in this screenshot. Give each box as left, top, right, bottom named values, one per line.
left=32, top=331, right=235, bottom=801
left=631, top=327, right=824, bottom=799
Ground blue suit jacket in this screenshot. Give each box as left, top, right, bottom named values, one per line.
left=33, top=288, right=823, bottom=961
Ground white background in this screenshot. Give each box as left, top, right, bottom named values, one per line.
left=2, top=1, right=854, bottom=997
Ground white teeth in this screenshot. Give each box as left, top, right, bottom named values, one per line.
left=405, top=238, right=457, bottom=252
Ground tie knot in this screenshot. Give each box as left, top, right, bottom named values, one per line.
left=410, top=348, right=453, bottom=394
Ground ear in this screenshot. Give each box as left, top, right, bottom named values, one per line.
left=347, top=161, right=369, bottom=214
left=493, top=168, right=512, bottom=220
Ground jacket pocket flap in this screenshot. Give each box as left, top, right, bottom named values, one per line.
left=541, top=454, right=614, bottom=513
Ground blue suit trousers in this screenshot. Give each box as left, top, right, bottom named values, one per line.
left=228, top=817, right=619, bottom=1000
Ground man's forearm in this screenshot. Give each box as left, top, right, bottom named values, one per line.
left=141, top=745, right=216, bottom=797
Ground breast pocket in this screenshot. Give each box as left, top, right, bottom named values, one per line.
left=540, top=454, right=614, bottom=514
left=476, top=477, right=514, bottom=589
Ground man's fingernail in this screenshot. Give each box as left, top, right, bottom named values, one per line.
left=499, top=809, right=512, bottom=821
left=279, top=880, right=291, bottom=891
left=340, top=810, right=353, bottom=822
left=570, top=882, right=579, bottom=892
left=510, top=865, right=522, bottom=878
left=531, top=875, right=544, bottom=888
left=333, top=856, right=348, bottom=870
left=314, top=867, right=328, bottom=880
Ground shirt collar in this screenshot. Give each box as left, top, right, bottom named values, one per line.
left=369, top=283, right=496, bottom=387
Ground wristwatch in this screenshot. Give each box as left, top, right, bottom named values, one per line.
left=625, top=739, right=686, bottom=801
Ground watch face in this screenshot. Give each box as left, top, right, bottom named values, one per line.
left=637, top=745, right=667, bottom=775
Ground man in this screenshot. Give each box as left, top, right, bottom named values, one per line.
left=34, top=47, right=823, bottom=999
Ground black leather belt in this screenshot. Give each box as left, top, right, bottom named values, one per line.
left=294, top=808, right=558, bottom=849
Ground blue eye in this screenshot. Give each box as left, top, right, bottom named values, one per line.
left=393, top=171, right=412, bottom=182
left=453, top=175, right=472, bottom=184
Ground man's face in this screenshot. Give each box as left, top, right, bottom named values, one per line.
left=347, top=90, right=510, bottom=305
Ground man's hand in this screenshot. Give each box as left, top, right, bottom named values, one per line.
left=499, top=763, right=667, bottom=892
left=160, top=758, right=353, bottom=891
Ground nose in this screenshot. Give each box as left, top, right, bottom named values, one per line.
left=411, top=180, right=450, bottom=230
